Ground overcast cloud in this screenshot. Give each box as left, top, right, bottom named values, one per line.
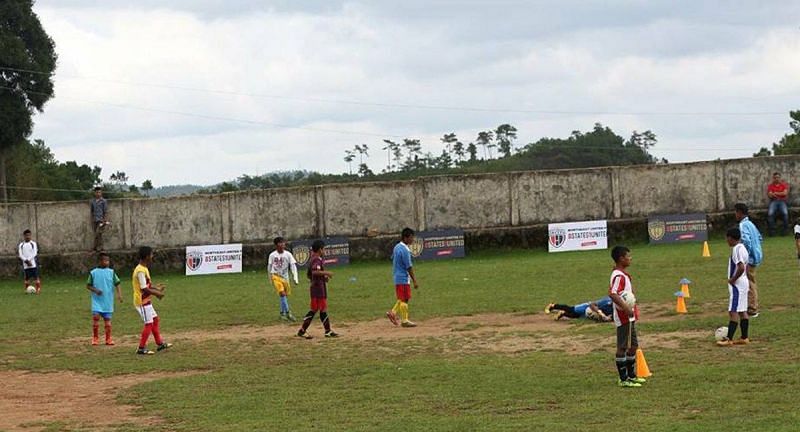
left=28, top=1, right=800, bottom=186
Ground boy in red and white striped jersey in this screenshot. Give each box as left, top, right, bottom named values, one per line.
left=609, top=246, right=646, bottom=388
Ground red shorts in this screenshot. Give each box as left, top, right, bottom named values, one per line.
left=395, top=284, right=411, bottom=302
left=310, top=297, right=328, bottom=312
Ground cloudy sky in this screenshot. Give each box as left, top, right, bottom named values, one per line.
left=29, top=1, right=800, bottom=186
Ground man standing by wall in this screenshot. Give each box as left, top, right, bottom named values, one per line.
left=90, top=187, right=109, bottom=253
left=767, top=172, right=790, bottom=236
left=734, top=203, right=763, bottom=318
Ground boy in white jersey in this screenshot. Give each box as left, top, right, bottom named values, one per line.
left=717, top=228, right=751, bottom=346
left=268, top=237, right=299, bottom=321
left=608, top=246, right=645, bottom=388
left=18, top=229, right=41, bottom=294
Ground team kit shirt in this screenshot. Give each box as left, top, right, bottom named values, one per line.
left=609, top=269, right=638, bottom=327
left=18, top=240, right=38, bottom=269
left=574, top=296, right=614, bottom=318
left=392, top=242, right=413, bottom=285
left=132, top=264, right=153, bottom=306
left=308, top=256, right=327, bottom=299
left=88, top=267, right=120, bottom=314
left=728, top=243, right=750, bottom=312
left=268, top=250, right=299, bottom=283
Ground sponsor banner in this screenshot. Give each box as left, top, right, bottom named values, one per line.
left=409, top=229, right=466, bottom=261
left=290, top=237, right=350, bottom=268
left=185, top=243, right=243, bottom=276
left=648, top=213, right=708, bottom=244
left=548, top=220, right=608, bottom=253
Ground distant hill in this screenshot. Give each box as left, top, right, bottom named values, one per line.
left=148, top=184, right=204, bottom=197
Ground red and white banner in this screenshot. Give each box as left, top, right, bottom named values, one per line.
left=548, top=220, right=608, bottom=253
left=185, top=243, right=243, bottom=276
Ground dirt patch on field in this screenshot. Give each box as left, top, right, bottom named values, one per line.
left=0, top=370, right=200, bottom=431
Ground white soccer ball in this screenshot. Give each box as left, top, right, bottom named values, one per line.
left=25, top=285, right=37, bottom=294
left=714, top=326, right=728, bottom=341
left=620, top=291, right=636, bottom=308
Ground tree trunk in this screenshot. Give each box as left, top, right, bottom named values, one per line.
left=0, top=149, right=7, bottom=203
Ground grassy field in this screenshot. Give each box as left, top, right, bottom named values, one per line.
left=1, top=237, right=798, bottom=431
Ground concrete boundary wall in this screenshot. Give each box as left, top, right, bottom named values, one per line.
left=3, top=155, right=800, bottom=257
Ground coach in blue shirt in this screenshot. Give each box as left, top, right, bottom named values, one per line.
left=734, top=203, right=763, bottom=317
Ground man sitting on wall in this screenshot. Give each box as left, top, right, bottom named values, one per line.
left=767, top=172, right=790, bottom=236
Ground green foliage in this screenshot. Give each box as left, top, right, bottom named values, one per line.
left=769, top=110, right=800, bottom=155
left=6, top=139, right=101, bottom=201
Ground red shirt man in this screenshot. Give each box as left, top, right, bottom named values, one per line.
left=767, top=173, right=789, bottom=202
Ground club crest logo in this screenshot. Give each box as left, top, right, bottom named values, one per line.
left=293, top=245, right=311, bottom=266
left=186, top=250, right=204, bottom=272
left=409, top=238, right=424, bottom=258
left=548, top=228, right=567, bottom=248
left=648, top=220, right=666, bottom=241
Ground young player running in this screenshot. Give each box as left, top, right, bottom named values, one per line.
left=296, top=240, right=338, bottom=339
left=268, top=237, right=299, bottom=321
left=132, top=246, right=173, bottom=355
left=86, top=253, right=123, bottom=345
left=386, top=228, right=420, bottom=328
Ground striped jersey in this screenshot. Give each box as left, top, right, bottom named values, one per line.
left=609, top=268, right=637, bottom=327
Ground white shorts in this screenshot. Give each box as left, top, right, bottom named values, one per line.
left=728, top=285, right=748, bottom=313
left=136, top=304, right=158, bottom=324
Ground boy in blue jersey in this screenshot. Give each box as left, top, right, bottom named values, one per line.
left=86, top=253, right=123, bottom=345
left=386, top=228, right=420, bottom=327
left=545, top=296, right=614, bottom=322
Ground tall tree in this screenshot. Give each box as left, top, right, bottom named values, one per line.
left=476, top=131, right=494, bottom=160
left=141, top=179, right=154, bottom=196
left=382, top=139, right=402, bottom=172
left=466, top=142, right=478, bottom=162
left=453, top=140, right=465, bottom=164
left=494, top=124, right=518, bottom=158
left=769, top=110, right=800, bottom=155
left=343, top=149, right=355, bottom=175
left=0, top=0, right=58, bottom=202
left=401, top=138, right=422, bottom=170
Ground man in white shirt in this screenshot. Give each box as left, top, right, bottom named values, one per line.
left=18, top=229, right=41, bottom=294
left=268, top=237, right=299, bottom=321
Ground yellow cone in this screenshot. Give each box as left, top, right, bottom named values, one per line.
left=636, top=348, right=652, bottom=377
left=702, top=241, right=711, bottom=258
left=681, top=283, right=691, bottom=299
left=676, top=296, right=688, bottom=314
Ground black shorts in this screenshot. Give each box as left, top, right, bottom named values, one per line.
left=23, top=267, right=40, bottom=280
left=616, top=322, right=638, bottom=350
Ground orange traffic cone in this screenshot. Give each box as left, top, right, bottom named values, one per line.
left=635, top=348, right=652, bottom=378
left=702, top=241, right=711, bottom=258
left=676, top=295, right=688, bottom=314
left=680, top=278, right=691, bottom=299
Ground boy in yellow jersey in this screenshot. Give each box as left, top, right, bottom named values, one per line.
left=132, top=246, right=172, bottom=355
left=386, top=228, right=420, bottom=327
left=268, top=237, right=299, bottom=321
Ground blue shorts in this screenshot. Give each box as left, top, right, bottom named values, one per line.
left=573, top=302, right=590, bottom=317
left=23, top=267, right=40, bottom=280
left=92, top=311, right=113, bottom=320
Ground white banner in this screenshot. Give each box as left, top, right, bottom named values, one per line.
left=548, top=220, right=608, bottom=253
left=185, top=243, right=243, bottom=276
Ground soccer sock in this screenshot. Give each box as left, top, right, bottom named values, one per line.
left=391, top=300, right=401, bottom=314
left=740, top=319, right=750, bottom=339
left=139, top=324, right=153, bottom=349
left=152, top=317, right=164, bottom=345
left=399, top=302, right=409, bottom=321
left=626, top=355, right=637, bottom=379
left=280, top=296, right=289, bottom=313
left=300, top=311, right=315, bottom=332
left=104, top=319, right=112, bottom=341
left=616, top=357, right=628, bottom=381
left=726, top=320, right=738, bottom=340
left=320, top=311, right=331, bottom=332
left=92, top=315, right=100, bottom=338
left=35, top=280, right=41, bottom=292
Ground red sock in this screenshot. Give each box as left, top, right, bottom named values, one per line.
left=152, top=316, right=163, bottom=345
left=35, top=281, right=41, bottom=292
left=92, top=316, right=100, bottom=338
left=104, top=319, right=112, bottom=341
left=139, top=323, right=153, bottom=348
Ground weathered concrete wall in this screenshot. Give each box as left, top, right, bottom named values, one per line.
left=2, top=155, right=799, bottom=260
left=323, top=181, right=419, bottom=236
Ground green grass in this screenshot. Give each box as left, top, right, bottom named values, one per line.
left=1, top=237, right=798, bottom=431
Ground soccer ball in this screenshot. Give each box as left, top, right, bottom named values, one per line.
left=620, top=291, right=636, bottom=308
left=25, top=285, right=37, bottom=294
left=714, top=326, right=728, bottom=341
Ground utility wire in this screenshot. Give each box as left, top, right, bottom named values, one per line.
left=0, top=65, right=789, bottom=117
